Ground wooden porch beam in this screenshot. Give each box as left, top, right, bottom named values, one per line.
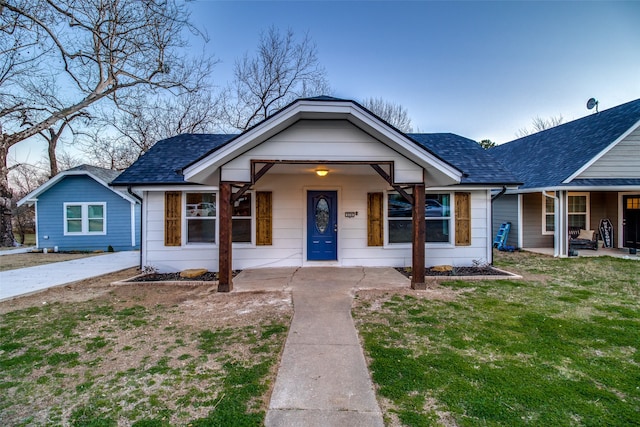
left=252, top=162, right=275, bottom=183
left=229, top=163, right=275, bottom=204
left=231, top=183, right=252, bottom=204
left=411, top=183, right=426, bottom=290
left=369, top=164, right=414, bottom=205
left=218, top=182, right=233, bottom=292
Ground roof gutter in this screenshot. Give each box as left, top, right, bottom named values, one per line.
left=491, top=186, right=508, bottom=201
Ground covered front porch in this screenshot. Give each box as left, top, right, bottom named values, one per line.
left=181, top=100, right=465, bottom=292
left=519, top=190, right=639, bottom=257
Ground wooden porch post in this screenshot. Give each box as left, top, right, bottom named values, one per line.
left=412, top=183, right=426, bottom=289
left=218, top=182, right=233, bottom=292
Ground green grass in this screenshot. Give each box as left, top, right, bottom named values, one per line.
left=0, top=293, right=291, bottom=426
left=354, top=252, right=640, bottom=426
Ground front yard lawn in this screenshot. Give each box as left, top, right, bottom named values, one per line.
left=354, top=251, right=640, bottom=426
left=0, top=276, right=292, bottom=426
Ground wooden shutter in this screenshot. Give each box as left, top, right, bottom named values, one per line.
left=164, top=191, right=182, bottom=246
left=256, top=191, right=272, bottom=245
left=368, top=192, right=384, bottom=246
left=455, top=192, right=471, bottom=246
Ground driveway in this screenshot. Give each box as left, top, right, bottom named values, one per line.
left=0, top=251, right=139, bottom=301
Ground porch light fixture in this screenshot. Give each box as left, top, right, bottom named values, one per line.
left=315, top=168, right=329, bottom=177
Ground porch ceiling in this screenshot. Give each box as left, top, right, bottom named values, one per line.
left=259, top=162, right=384, bottom=176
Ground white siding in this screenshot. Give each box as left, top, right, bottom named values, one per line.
left=142, top=171, right=492, bottom=272
left=221, top=120, right=424, bottom=184
left=577, top=127, right=640, bottom=179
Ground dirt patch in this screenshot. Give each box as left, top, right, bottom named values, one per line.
left=0, top=269, right=293, bottom=425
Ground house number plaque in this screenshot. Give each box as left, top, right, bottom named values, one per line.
left=344, top=211, right=358, bottom=218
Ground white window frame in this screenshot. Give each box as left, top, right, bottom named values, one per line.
left=386, top=191, right=454, bottom=246
left=182, top=191, right=256, bottom=246
left=568, top=192, right=590, bottom=230
left=63, top=202, right=107, bottom=235
left=542, top=192, right=555, bottom=235
left=185, top=192, right=217, bottom=245
left=231, top=191, right=254, bottom=246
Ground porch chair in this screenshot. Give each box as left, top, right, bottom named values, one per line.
left=569, top=227, right=598, bottom=251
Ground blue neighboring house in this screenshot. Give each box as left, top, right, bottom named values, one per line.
left=491, top=98, right=640, bottom=256
left=18, top=164, right=141, bottom=252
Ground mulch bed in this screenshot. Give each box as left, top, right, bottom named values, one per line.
left=396, top=266, right=511, bottom=278
left=127, top=270, right=242, bottom=282
left=128, top=272, right=219, bottom=282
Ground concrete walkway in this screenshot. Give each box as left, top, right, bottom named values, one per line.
left=235, top=267, right=408, bottom=427
left=0, top=246, right=34, bottom=255
left=0, top=251, right=139, bottom=301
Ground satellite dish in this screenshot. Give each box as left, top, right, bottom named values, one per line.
left=586, top=97, right=599, bottom=112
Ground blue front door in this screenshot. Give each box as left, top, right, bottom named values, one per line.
left=307, top=191, right=338, bottom=260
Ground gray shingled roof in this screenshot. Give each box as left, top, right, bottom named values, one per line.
left=112, top=134, right=236, bottom=185
left=490, top=98, right=640, bottom=189
left=408, top=133, right=520, bottom=185
left=67, top=164, right=121, bottom=184
left=113, top=131, right=519, bottom=186
left=113, top=97, right=522, bottom=187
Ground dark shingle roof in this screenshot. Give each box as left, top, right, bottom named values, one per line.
left=490, top=98, right=640, bottom=189
left=565, top=178, right=640, bottom=187
left=408, top=133, right=521, bottom=185
left=112, top=134, right=235, bottom=185
left=67, top=164, right=121, bottom=184
left=114, top=131, right=518, bottom=186
left=112, top=95, right=525, bottom=187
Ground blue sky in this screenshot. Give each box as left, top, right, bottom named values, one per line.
left=9, top=1, right=640, bottom=166
left=188, top=0, right=639, bottom=143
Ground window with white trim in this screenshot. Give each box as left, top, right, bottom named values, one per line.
left=542, top=193, right=555, bottom=235
left=186, top=193, right=216, bottom=243
left=568, top=193, right=589, bottom=229
left=64, top=203, right=106, bottom=235
left=232, top=193, right=252, bottom=243
left=387, top=193, right=452, bottom=243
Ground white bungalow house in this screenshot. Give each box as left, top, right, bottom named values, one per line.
left=491, top=98, right=640, bottom=256
left=112, top=97, right=519, bottom=291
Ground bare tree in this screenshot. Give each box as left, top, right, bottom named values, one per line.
left=0, top=0, right=214, bottom=246
left=361, top=97, right=413, bottom=132
left=35, top=112, right=90, bottom=178
left=222, top=27, right=330, bottom=131
left=516, top=115, right=564, bottom=138
left=84, top=89, right=222, bottom=169
left=8, top=163, right=47, bottom=245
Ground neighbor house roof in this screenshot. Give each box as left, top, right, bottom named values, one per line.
left=69, top=164, right=121, bottom=183
left=18, top=164, right=138, bottom=206
left=490, top=98, right=640, bottom=190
